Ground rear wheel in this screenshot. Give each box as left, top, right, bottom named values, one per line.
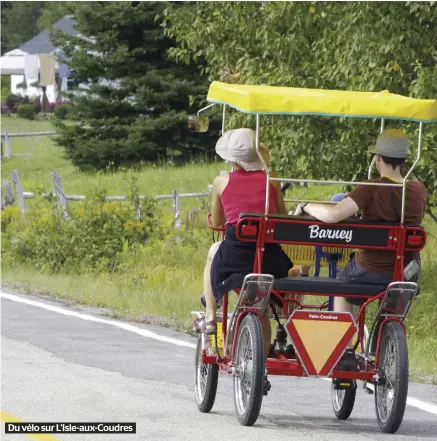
left=194, top=335, right=218, bottom=413
left=233, top=314, right=265, bottom=426
left=374, top=321, right=408, bottom=433
left=331, top=381, right=356, bottom=420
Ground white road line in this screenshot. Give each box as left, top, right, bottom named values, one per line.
left=2, top=290, right=437, bottom=416
left=0, top=291, right=196, bottom=349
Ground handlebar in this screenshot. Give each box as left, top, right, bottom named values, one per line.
left=281, top=182, right=291, bottom=194
left=207, top=213, right=226, bottom=232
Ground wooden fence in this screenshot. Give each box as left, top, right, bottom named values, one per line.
left=1, top=170, right=211, bottom=229
left=0, top=129, right=57, bottom=159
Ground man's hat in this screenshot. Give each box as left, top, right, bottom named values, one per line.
left=368, top=128, right=410, bottom=158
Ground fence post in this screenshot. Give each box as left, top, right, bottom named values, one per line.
left=50, top=171, right=71, bottom=221
left=11, top=170, right=27, bottom=215
left=173, top=189, right=181, bottom=229
left=2, top=180, right=14, bottom=206
left=4, top=129, right=11, bottom=159
left=136, top=203, right=142, bottom=220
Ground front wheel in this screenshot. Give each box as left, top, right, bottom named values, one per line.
left=233, top=313, right=265, bottom=426
left=374, top=321, right=408, bottom=433
left=331, top=381, right=356, bottom=420
left=194, top=335, right=218, bottom=413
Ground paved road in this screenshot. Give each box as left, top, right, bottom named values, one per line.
left=1, top=290, right=436, bottom=441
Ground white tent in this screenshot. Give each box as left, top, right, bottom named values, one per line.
left=0, top=49, right=27, bottom=75
left=0, top=50, right=56, bottom=102
left=1, top=16, right=78, bottom=102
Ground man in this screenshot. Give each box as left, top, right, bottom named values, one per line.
left=294, top=128, right=427, bottom=315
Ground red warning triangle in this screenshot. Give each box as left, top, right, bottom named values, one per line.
left=285, top=311, right=357, bottom=376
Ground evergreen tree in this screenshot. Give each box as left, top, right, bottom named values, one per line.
left=53, top=1, right=215, bottom=169
left=1, top=1, right=45, bottom=55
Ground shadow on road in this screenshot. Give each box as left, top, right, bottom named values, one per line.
left=256, top=414, right=436, bottom=437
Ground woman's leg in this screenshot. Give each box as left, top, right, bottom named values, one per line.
left=204, top=241, right=221, bottom=323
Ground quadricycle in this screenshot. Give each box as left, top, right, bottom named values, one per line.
left=189, top=82, right=436, bottom=433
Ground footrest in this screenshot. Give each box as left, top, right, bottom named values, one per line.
left=333, top=378, right=357, bottom=390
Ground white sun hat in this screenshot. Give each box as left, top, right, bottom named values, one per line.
left=215, top=128, right=268, bottom=171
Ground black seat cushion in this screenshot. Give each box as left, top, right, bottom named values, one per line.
left=274, top=276, right=387, bottom=296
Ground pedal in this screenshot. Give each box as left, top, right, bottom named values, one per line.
left=338, top=349, right=359, bottom=371
left=333, top=378, right=356, bottom=390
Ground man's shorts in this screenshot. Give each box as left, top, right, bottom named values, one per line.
left=337, top=257, right=392, bottom=306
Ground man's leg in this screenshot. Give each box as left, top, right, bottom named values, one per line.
left=288, top=264, right=312, bottom=277
left=334, top=296, right=355, bottom=315
left=334, top=260, right=358, bottom=349
left=262, top=308, right=272, bottom=360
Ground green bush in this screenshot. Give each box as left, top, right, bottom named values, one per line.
left=1, top=192, right=162, bottom=273
left=6, top=94, right=21, bottom=112
left=54, top=103, right=73, bottom=120
left=17, top=103, right=37, bottom=120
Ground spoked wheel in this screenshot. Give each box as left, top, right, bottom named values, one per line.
left=331, top=381, right=356, bottom=420
left=374, top=322, right=408, bottom=433
left=233, top=313, right=265, bottom=426
left=194, top=335, right=218, bottom=413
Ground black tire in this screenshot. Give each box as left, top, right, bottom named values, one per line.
left=331, top=381, right=356, bottom=420
left=233, top=313, right=265, bottom=426
left=374, top=321, right=408, bottom=433
left=194, top=335, right=219, bottom=413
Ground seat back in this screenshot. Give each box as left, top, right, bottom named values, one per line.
left=236, top=213, right=426, bottom=253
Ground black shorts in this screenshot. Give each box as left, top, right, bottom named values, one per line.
left=211, top=224, right=293, bottom=302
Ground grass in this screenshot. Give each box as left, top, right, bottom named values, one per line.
left=1, top=117, right=222, bottom=217
left=1, top=236, right=209, bottom=333
left=1, top=118, right=436, bottom=383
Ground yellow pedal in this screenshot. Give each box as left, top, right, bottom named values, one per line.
left=211, top=323, right=224, bottom=357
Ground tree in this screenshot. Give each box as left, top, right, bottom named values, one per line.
left=1, top=1, right=45, bottom=54
left=165, top=1, right=437, bottom=210
left=37, top=2, right=75, bottom=31
left=52, top=1, right=216, bottom=169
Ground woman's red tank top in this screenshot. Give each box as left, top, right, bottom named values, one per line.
left=220, top=169, right=277, bottom=226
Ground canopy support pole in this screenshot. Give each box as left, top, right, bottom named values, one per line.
left=253, top=115, right=270, bottom=216
left=222, top=105, right=226, bottom=135
left=367, top=118, right=385, bottom=179
left=401, top=122, right=422, bottom=224
left=197, top=103, right=216, bottom=116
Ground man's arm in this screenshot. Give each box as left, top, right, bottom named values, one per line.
left=296, top=197, right=359, bottom=223
left=295, top=184, right=372, bottom=223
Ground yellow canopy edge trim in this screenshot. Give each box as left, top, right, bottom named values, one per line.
left=207, top=81, right=437, bottom=122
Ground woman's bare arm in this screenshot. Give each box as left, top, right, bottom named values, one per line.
left=272, top=172, right=287, bottom=215
left=211, top=176, right=226, bottom=227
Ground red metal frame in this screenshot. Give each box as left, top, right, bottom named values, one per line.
left=374, top=317, right=406, bottom=367
left=201, top=214, right=425, bottom=382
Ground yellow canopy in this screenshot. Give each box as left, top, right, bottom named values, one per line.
left=207, top=81, right=437, bottom=122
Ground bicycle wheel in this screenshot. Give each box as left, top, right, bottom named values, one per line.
left=331, top=381, right=356, bottom=420
left=194, top=335, right=219, bottom=413
left=374, top=321, right=408, bottom=433
left=233, top=313, right=265, bottom=426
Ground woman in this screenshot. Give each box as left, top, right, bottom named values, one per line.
left=202, top=128, right=294, bottom=370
